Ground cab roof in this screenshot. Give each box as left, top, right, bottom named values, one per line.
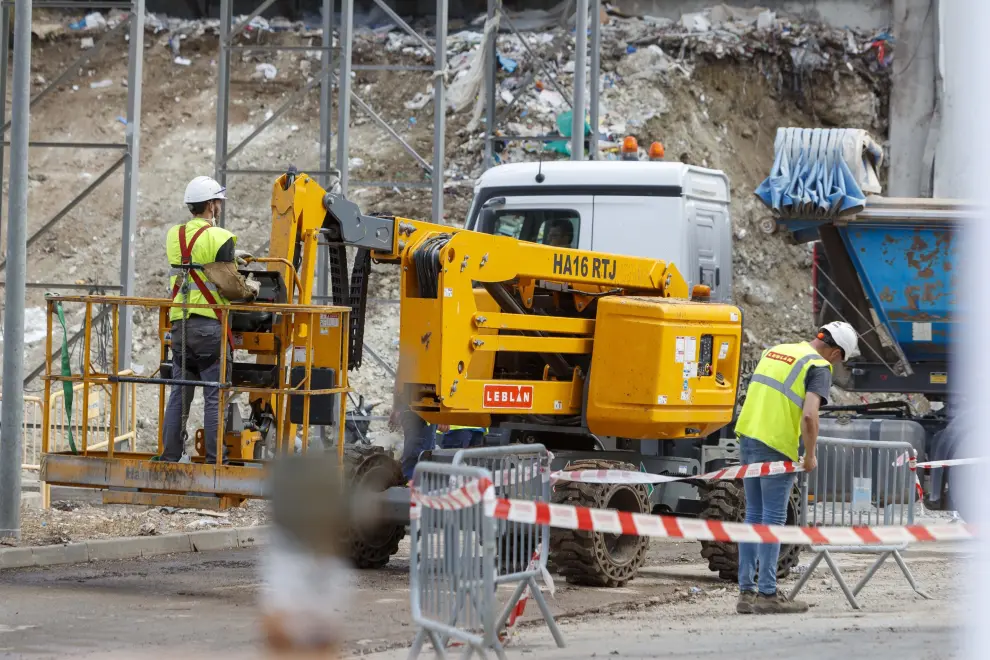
left=473, top=161, right=731, bottom=202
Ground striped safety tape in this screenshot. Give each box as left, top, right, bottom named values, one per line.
left=410, top=477, right=493, bottom=518
left=916, top=457, right=986, bottom=469
left=550, top=460, right=802, bottom=485
left=486, top=498, right=975, bottom=546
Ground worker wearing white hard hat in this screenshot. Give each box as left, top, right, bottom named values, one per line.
left=156, top=177, right=260, bottom=465
left=732, top=321, right=859, bottom=615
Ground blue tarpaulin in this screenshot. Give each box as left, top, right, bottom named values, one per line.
left=754, top=127, right=883, bottom=219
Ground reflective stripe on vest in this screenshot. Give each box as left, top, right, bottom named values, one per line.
left=734, top=342, right=831, bottom=461
left=448, top=425, right=488, bottom=433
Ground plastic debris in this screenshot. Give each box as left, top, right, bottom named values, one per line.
left=497, top=53, right=518, bottom=73
left=186, top=518, right=220, bottom=530
left=85, top=12, right=107, bottom=30
left=255, top=63, right=278, bottom=80
left=89, top=79, right=113, bottom=89
left=680, top=12, right=711, bottom=33
left=80, top=37, right=95, bottom=50
left=404, top=91, right=432, bottom=111
left=174, top=56, right=192, bottom=66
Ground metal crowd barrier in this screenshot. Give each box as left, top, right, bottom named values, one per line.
left=409, top=462, right=502, bottom=659
left=789, top=436, right=930, bottom=609
left=450, top=445, right=563, bottom=645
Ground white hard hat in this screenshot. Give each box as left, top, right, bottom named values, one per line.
left=819, top=321, right=860, bottom=361
left=183, top=176, right=226, bottom=204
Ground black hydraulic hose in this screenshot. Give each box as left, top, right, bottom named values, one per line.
left=482, top=282, right=572, bottom=381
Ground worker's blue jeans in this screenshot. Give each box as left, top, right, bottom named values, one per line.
left=439, top=429, right=486, bottom=449
left=161, top=317, right=225, bottom=463
left=400, top=410, right=436, bottom=482
left=737, top=435, right=796, bottom=595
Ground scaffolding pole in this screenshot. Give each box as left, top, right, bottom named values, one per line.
left=0, top=0, right=32, bottom=540
left=337, top=0, right=449, bottom=222
left=0, top=0, right=144, bottom=376
left=571, top=0, right=588, bottom=161
left=118, top=0, right=145, bottom=371
left=482, top=1, right=601, bottom=170
left=213, top=0, right=335, bottom=227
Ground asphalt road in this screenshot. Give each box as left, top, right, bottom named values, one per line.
left=0, top=540, right=969, bottom=659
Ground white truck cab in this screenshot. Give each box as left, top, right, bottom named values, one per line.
left=465, top=161, right=734, bottom=302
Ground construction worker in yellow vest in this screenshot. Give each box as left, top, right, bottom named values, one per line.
left=732, top=321, right=859, bottom=615
left=437, top=424, right=488, bottom=449
left=157, top=176, right=260, bottom=464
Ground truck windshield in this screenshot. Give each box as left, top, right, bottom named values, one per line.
left=491, top=209, right=580, bottom=249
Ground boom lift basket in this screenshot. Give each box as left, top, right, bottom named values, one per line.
left=39, top=294, right=352, bottom=510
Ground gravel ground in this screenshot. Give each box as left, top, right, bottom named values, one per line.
left=14, top=499, right=268, bottom=547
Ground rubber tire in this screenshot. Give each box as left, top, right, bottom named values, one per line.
left=698, top=481, right=803, bottom=581
left=343, top=444, right=407, bottom=569
left=549, top=459, right=651, bottom=588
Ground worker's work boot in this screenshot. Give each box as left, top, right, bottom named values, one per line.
left=736, top=591, right=757, bottom=614
left=752, top=591, right=809, bottom=614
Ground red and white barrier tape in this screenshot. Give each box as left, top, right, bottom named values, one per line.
left=486, top=498, right=975, bottom=545
left=916, top=457, right=986, bottom=469
left=410, top=477, right=493, bottom=518
left=550, top=460, right=802, bottom=485
left=505, top=550, right=555, bottom=629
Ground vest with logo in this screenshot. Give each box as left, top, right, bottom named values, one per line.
left=735, top=342, right=832, bottom=461
left=165, top=218, right=237, bottom=323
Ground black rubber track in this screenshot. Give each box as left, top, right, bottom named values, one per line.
left=343, top=444, right=407, bottom=569
left=698, top=480, right=803, bottom=581
left=549, top=459, right=651, bottom=587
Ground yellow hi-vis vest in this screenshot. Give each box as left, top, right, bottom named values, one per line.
left=166, top=218, right=237, bottom=323
left=734, top=342, right=832, bottom=461
left=448, top=425, right=488, bottom=433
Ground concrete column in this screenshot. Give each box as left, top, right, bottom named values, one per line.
left=888, top=0, right=937, bottom=197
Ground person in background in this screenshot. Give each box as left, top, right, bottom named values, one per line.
left=388, top=372, right=436, bottom=484
left=437, top=424, right=488, bottom=450
left=544, top=218, right=574, bottom=248
left=732, top=321, right=860, bottom=614
left=158, top=176, right=259, bottom=464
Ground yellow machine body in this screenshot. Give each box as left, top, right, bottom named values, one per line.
left=279, top=172, right=744, bottom=442
left=586, top=296, right=741, bottom=439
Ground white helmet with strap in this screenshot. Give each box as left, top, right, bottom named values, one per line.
left=183, top=176, right=226, bottom=204
left=819, top=321, right=860, bottom=361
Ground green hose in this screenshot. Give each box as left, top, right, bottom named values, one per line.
left=54, top=300, right=77, bottom=454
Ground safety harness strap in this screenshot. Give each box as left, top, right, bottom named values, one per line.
left=169, top=223, right=235, bottom=349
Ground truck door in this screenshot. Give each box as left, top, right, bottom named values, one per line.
left=686, top=200, right=726, bottom=301
left=483, top=195, right=593, bottom=251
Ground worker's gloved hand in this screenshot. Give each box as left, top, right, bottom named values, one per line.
left=245, top=274, right=261, bottom=300
left=327, top=168, right=343, bottom=196
left=235, top=249, right=254, bottom=267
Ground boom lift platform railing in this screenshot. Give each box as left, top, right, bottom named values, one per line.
left=39, top=293, right=352, bottom=511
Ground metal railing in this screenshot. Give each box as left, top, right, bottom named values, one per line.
left=789, top=436, right=930, bottom=609
left=450, top=445, right=563, bottom=643
left=409, top=462, right=501, bottom=659
left=47, top=372, right=137, bottom=456
left=7, top=374, right=136, bottom=473
left=14, top=395, right=44, bottom=470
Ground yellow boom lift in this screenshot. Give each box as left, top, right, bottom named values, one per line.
left=40, top=168, right=743, bottom=585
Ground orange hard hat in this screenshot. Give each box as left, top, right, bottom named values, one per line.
left=648, top=141, right=665, bottom=160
